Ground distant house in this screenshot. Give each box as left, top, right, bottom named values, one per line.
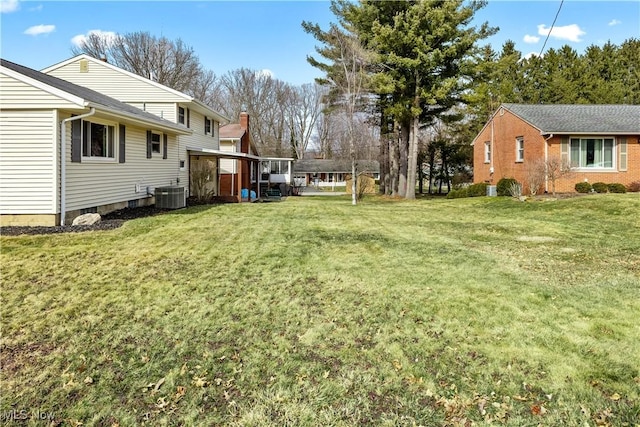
left=42, top=54, right=229, bottom=200
left=219, top=112, right=294, bottom=201
left=0, top=59, right=190, bottom=226
left=472, top=104, right=640, bottom=193
left=293, top=159, right=380, bottom=188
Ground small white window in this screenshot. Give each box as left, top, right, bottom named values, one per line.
left=484, top=141, right=491, bottom=163
left=151, top=133, right=161, bottom=154
left=516, top=137, right=524, bottom=162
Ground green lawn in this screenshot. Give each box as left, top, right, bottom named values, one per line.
left=1, top=194, right=639, bottom=426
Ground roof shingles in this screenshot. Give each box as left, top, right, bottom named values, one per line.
left=503, top=103, right=640, bottom=134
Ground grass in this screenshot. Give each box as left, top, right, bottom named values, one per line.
left=1, top=194, right=639, bottom=426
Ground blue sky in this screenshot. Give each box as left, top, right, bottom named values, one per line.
left=1, top=0, right=639, bottom=86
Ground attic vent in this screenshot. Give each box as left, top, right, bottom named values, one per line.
left=79, top=59, right=89, bottom=73
left=499, top=107, right=505, bottom=116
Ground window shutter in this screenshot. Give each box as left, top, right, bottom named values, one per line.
left=560, top=137, right=569, bottom=163
left=619, top=137, right=627, bottom=171
left=146, top=130, right=152, bottom=158
left=163, top=134, right=168, bottom=159
left=119, top=124, right=126, bottom=163
left=212, top=121, right=215, bottom=138
left=71, top=119, right=82, bottom=163
left=187, top=108, right=190, bottom=128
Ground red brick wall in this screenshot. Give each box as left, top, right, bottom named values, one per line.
left=473, top=108, right=546, bottom=193
left=474, top=107, right=640, bottom=193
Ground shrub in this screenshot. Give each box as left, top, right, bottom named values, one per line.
left=592, top=182, right=609, bottom=193
left=446, top=188, right=469, bottom=199
left=508, top=182, right=523, bottom=198
left=627, top=181, right=640, bottom=192
left=497, top=178, right=519, bottom=196
left=467, top=183, right=488, bottom=197
left=607, top=183, right=626, bottom=193
left=575, top=182, right=592, bottom=193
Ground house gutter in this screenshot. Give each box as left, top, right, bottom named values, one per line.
left=60, top=108, right=95, bottom=226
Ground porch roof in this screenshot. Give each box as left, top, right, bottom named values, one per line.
left=187, top=146, right=261, bottom=161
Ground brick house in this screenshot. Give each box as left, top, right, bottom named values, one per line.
left=472, top=104, right=640, bottom=193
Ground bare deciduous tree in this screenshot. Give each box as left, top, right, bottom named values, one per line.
left=545, top=155, right=573, bottom=196
left=525, top=158, right=546, bottom=196
left=287, top=83, right=326, bottom=159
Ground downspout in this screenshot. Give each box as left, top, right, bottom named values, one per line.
left=60, top=108, right=95, bottom=226
left=544, top=133, right=553, bottom=193
left=490, top=119, right=495, bottom=177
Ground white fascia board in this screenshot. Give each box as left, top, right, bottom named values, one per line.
left=187, top=146, right=261, bottom=161
left=2, top=65, right=87, bottom=107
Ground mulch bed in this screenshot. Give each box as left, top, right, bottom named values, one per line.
left=0, top=205, right=168, bottom=236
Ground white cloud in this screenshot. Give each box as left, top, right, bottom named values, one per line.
left=537, top=24, right=586, bottom=42
left=29, top=4, right=42, bottom=12
left=71, top=29, right=119, bottom=47
left=24, top=24, right=55, bottom=36
left=256, top=69, right=275, bottom=79
left=608, top=19, right=621, bottom=26
left=524, top=34, right=540, bottom=44
left=1, top=0, right=19, bottom=13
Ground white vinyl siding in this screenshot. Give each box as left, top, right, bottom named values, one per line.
left=0, top=74, right=79, bottom=109
left=0, top=110, right=58, bottom=214
left=64, top=115, right=181, bottom=211
left=129, top=102, right=176, bottom=122
left=45, top=59, right=185, bottom=103
left=220, top=140, right=239, bottom=173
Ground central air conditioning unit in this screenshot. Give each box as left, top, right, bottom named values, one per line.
left=155, top=186, right=186, bottom=209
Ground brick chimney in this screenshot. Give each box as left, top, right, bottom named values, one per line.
left=240, top=111, right=249, bottom=132
left=239, top=111, right=250, bottom=154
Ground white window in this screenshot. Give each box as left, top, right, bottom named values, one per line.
left=83, top=120, right=115, bottom=159
left=270, top=160, right=289, bottom=174
left=204, top=117, right=211, bottom=135
left=484, top=141, right=491, bottom=163
left=569, top=137, right=615, bottom=169
left=151, top=132, right=161, bottom=154
left=178, top=107, right=185, bottom=125
left=516, top=137, right=524, bottom=162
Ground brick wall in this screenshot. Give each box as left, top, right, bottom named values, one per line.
left=474, top=107, right=640, bottom=193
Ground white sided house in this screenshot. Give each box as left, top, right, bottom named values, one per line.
left=0, top=59, right=191, bottom=226
left=42, top=54, right=230, bottom=199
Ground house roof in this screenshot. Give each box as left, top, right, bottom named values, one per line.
left=42, top=54, right=230, bottom=124
left=219, top=123, right=245, bottom=139
left=502, top=103, right=640, bottom=135
left=294, top=159, right=380, bottom=174
left=1, top=58, right=191, bottom=135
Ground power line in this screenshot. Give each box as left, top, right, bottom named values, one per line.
left=539, top=0, right=564, bottom=57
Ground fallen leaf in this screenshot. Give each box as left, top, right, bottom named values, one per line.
left=513, top=395, right=528, bottom=402
left=154, top=377, right=165, bottom=393
left=392, top=360, right=402, bottom=371
left=192, top=376, right=208, bottom=388
left=609, top=393, right=621, bottom=401
left=83, top=376, right=93, bottom=385
left=174, top=386, right=186, bottom=402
